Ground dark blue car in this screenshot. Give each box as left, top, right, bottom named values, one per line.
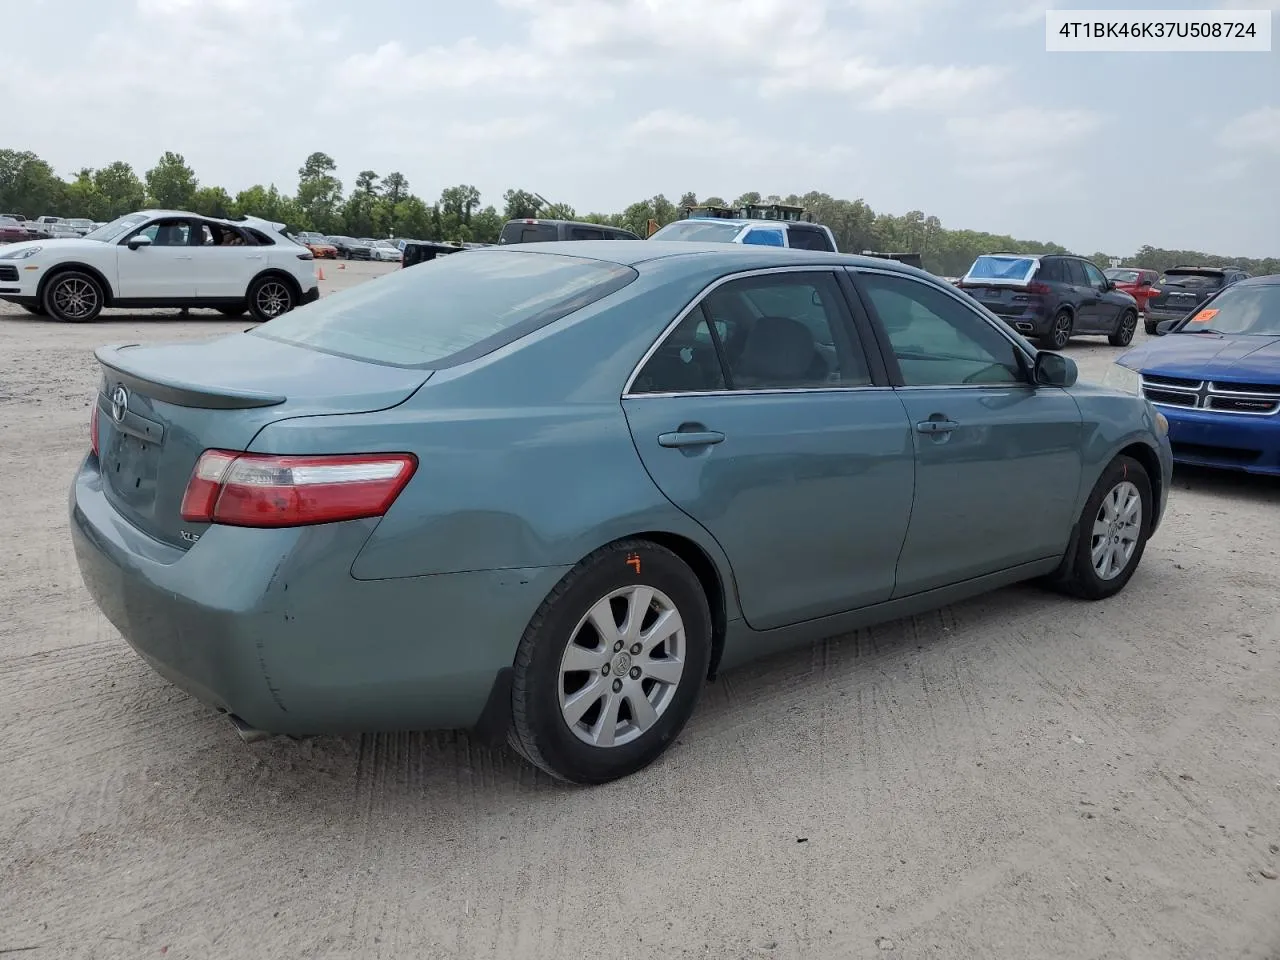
left=1116, top=274, right=1280, bottom=476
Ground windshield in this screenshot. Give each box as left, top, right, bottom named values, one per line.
left=1106, top=269, right=1141, bottom=283
left=648, top=220, right=744, bottom=243
left=964, top=255, right=1037, bottom=283
left=1177, top=283, right=1280, bottom=336
left=253, top=249, right=638, bottom=367
left=83, top=213, right=148, bottom=243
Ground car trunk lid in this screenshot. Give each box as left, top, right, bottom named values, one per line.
left=957, top=281, right=1045, bottom=317
left=1149, top=272, right=1224, bottom=313
left=94, top=333, right=431, bottom=549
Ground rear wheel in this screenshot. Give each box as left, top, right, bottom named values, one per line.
left=43, top=270, right=104, bottom=323
left=509, top=540, right=712, bottom=784
left=1144, top=320, right=1158, bottom=335
left=1053, top=455, right=1152, bottom=600
left=1109, top=309, right=1138, bottom=347
left=1039, top=309, right=1073, bottom=350
left=247, top=275, right=295, bottom=322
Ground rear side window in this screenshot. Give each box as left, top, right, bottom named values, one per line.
left=254, top=250, right=638, bottom=367
left=569, top=226, right=606, bottom=240
left=1038, top=258, right=1066, bottom=283
left=1065, top=260, right=1089, bottom=285
left=741, top=228, right=785, bottom=247
left=787, top=225, right=834, bottom=251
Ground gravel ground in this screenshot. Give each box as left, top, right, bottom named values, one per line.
left=2, top=265, right=1279, bottom=960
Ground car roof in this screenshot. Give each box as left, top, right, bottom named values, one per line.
left=478, top=239, right=936, bottom=277
left=131, top=209, right=286, bottom=231
left=1232, top=274, right=1280, bottom=287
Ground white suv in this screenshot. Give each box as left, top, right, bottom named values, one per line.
left=0, top=209, right=319, bottom=323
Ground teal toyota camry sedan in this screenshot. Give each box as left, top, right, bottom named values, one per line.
left=71, top=242, right=1173, bottom=784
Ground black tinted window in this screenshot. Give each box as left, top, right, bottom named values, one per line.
left=500, top=222, right=558, bottom=244
left=255, top=250, right=637, bottom=367
left=787, top=225, right=834, bottom=251
left=1038, top=258, right=1065, bottom=283
left=703, top=272, right=869, bottom=388
left=859, top=273, right=1024, bottom=387
left=1065, top=260, right=1089, bottom=285
left=569, top=227, right=606, bottom=240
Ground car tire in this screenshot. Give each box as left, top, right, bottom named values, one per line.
left=509, top=539, right=712, bottom=785
left=42, top=270, right=104, bottom=323
left=20, top=304, right=46, bottom=316
left=1039, top=309, right=1073, bottom=350
left=1052, top=454, right=1152, bottom=601
left=1109, top=309, right=1138, bottom=347
left=246, top=275, right=295, bottom=323
left=217, top=305, right=247, bottom=318
left=1144, top=320, right=1158, bottom=336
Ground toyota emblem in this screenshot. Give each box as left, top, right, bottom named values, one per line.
left=110, top=385, right=128, bottom=423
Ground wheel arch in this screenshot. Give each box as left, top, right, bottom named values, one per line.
left=37, top=262, right=115, bottom=307
left=1116, top=441, right=1163, bottom=534
left=247, top=267, right=302, bottom=303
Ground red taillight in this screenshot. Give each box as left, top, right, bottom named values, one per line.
left=90, top=401, right=100, bottom=456
left=1148, top=287, right=1161, bottom=296
left=1026, top=281, right=1052, bottom=295
left=180, top=450, right=417, bottom=528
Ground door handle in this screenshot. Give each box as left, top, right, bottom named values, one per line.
left=915, top=419, right=958, bottom=434
left=658, top=430, right=725, bottom=448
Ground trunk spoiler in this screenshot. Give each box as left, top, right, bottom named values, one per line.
left=96, top=344, right=287, bottom=410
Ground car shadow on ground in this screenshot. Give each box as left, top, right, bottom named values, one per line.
left=1171, top=464, right=1280, bottom=504
left=1, top=310, right=258, bottom=327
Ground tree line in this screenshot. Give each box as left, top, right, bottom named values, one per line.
left=1, top=147, right=1274, bottom=278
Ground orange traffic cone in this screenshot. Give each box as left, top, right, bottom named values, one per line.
left=317, top=266, right=326, bottom=281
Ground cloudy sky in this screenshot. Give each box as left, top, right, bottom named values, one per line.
left=7, top=0, right=1278, bottom=257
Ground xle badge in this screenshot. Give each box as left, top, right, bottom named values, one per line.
left=625, top=553, right=641, bottom=574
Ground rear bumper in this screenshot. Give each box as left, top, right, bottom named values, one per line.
left=1158, top=405, right=1280, bottom=476
left=299, top=285, right=319, bottom=305
left=70, top=454, right=569, bottom=735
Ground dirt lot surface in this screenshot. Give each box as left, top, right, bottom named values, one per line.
left=3, top=264, right=1279, bottom=959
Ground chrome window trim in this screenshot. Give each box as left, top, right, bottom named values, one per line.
left=621, top=265, right=878, bottom=399
left=846, top=265, right=1040, bottom=380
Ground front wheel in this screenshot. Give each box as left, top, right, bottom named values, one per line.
left=247, top=276, right=295, bottom=322
left=1053, top=455, right=1152, bottom=600
left=1039, top=309, right=1073, bottom=350
left=509, top=540, right=712, bottom=784
left=1109, top=309, right=1138, bottom=347
left=43, top=270, right=104, bottom=323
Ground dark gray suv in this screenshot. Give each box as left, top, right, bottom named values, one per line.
left=957, top=253, right=1141, bottom=350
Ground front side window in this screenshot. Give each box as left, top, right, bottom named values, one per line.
left=630, top=271, right=870, bottom=393
left=137, top=219, right=192, bottom=246
left=1082, top=261, right=1107, bottom=288
left=857, top=272, right=1025, bottom=387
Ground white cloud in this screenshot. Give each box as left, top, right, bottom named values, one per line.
left=944, top=108, right=1103, bottom=181
left=1217, top=106, right=1280, bottom=154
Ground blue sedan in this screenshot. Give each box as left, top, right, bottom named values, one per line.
left=1116, top=274, right=1280, bottom=476
left=71, top=242, right=1172, bottom=784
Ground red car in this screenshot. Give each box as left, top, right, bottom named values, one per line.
left=0, top=216, right=28, bottom=243
left=1104, top=267, right=1160, bottom=316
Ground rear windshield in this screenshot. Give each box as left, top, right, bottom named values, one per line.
left=500, top=222, right=559, bottom=244
left=1106, top=269, right=1141, bottom=283
left=252, top=249, right=638, bottom=367
left=965, top=255, right=1037, bottom=283
left=1176, top=283, right=1280, bottom=336
left=648, top=220, right=744, bottom=242
left=1162, top=270, right=1225, bottom=286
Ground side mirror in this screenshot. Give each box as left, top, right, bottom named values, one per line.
left=1139, top=278, right=1153, bottom=287
left=1034, top=351, right=1078, bottom=388
left=1155, top=319, right=1177, bottom=336
left=1104, top=279, right=1116, bottom=290
left=127, top=235, right=152, bottom=251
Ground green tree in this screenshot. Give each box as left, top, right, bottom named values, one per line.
left=355, top=170, right=379, bottom=195
left=0, top=149, right=66, bottom=216
left=733, top=191, right=761, bottom=207
left=296, top=151, right=343, bottom=233
left=440, top=184, right=481, bottom=224
left=677, top=191, right=698, bottom=209
left=190, top=186, right=233, bottom=218
left=93, top=161, right=146, bottom=218
left=65, top=168, right=106, bottom=221
left=502, top=188, right=542, bottom=220
left=390, top=195, right=432, bottom=239
left=144, top=151, right=198, bottom=208
left=382, top=172, right=408, bottom=205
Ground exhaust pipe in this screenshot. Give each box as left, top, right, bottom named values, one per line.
left=228, top=713, right=273, bottom=744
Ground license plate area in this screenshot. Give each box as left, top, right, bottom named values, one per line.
left=105, top=430, right=163, bottom=509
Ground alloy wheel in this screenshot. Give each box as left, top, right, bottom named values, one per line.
left=52, top=277, right=98, bottom=320
left=1090, top=480, right=1142, bottom=580
left=255, top=281, right=291, bottom=318
left=558, top=584, right=686, bottom=748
